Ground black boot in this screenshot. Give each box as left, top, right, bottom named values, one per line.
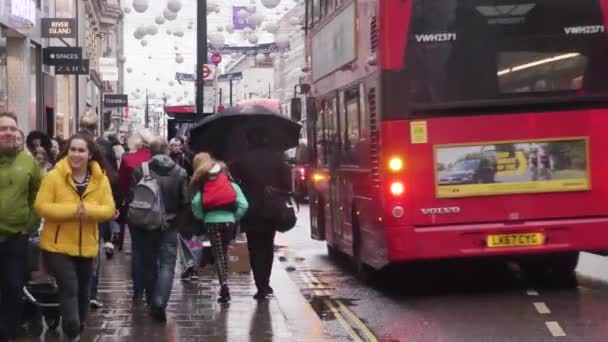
left=218, top=285, right=230, bottom=303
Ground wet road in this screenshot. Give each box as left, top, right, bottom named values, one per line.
left=279, top=205, right=608, bottom=342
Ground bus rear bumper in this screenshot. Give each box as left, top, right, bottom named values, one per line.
left=386, top=217, right=608, bottom=262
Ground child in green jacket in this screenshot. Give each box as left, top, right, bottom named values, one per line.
left=191, top=153, right=248, bottom=303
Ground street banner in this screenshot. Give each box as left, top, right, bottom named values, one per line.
left=435, top=137, right=589, bottom=198
left=232, top=6, right=256, bottom=30
left=218, top=72, right=243, bottom=82
left=55, top=59, right=89, bottom=75
left=41, top=18, right=77, bottom=38
left=43, top=47, right=82, bottom=66
left=104, top=94, right=128, bottom=108
left=209, top=42, right=288, bottom=56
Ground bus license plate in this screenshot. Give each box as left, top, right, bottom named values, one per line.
left=487, top=233, right=544, bottom=248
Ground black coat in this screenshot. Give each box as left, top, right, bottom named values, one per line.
left=229, top=149, right=291, bottom=227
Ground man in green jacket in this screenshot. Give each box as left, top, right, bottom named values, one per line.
left=0, top=112, right=42, bottom=341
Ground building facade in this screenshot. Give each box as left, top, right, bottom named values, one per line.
left=0, top=0, right=124, bottom=139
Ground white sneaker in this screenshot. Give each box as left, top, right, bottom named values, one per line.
left=90, top=298, right=103, bottom=309
left=104, top=242, right=114, bottom=258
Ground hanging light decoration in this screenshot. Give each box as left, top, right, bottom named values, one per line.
left=261, top=0, right=281, bottom=9
left=134, top=26, right=146, bottom=39
left=167, top=0, right=182, bottom=13
left=175, top=54, right=184, bottom=64
left=140, top=39, right=148, bottom=47
left=169, top=81, right=175, bottom=86
left=166, top=28, right=172, bottom=35
left=217, top=25, right=224, bottom=32
left=132, top=0, right=149, bottom=13
left=173, top=29, right=184, bottom=37
left=123, top=7, right=132, bottom=13
left=247, top=5, right=256, bottom=14
left=174, top=45, right=179, bottom=51
left=155, top=16, right=165, bottom=25
left=207, top=1, right=220, bottom=14
left=156, top=77, right=160, bottom=81
left=127, top=67, right=133, bottom=73
left=225, top=24, right=235, bottom=34
left=118, top=56, right=127, bottom=63
left=275, top=33, right=290, bottom=49
left=248, top=33, right=259, bottom=45
left=237, top=9, right=249, bottom=21
left=255, top=53, right=266, bottom=64
left=163, top=8, right=178, bottom=21
left=209, top=32, right=225, bottom=49
left=248, top=13, right=264, bottom=27
left=146, top=25, right=158, bottom=35
left=264, top=22, right=279, bottom=34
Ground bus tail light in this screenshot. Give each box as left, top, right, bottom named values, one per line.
left=392, top=206, right=405, bottom=218
left=390, top=181, right=404, bottom=196
left=299, top=167, right=306, bottom=181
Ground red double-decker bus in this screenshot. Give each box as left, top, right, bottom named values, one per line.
left=304, top=0, right=608, bottom=278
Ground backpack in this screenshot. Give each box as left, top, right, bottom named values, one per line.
left=201, top=172, right=237, bottom=211
left=127, top=162, right=167, bottom=230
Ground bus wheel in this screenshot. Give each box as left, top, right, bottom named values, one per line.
left=520, top=252, right=579, bottom=282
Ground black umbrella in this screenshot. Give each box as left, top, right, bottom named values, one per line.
left=189, top=105, right=302, bottom=160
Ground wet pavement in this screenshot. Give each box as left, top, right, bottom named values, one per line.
left=277, top=205, right=608, bottom=342
left=20, top=232, right=328, bottom=342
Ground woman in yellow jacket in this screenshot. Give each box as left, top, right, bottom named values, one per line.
left=35, top=133, right=116, bottom=342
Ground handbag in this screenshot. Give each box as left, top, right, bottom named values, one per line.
left=262, top=186, right=299, bottom=233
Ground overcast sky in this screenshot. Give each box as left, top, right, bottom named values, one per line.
left=123, top=0, right=301, bottom=118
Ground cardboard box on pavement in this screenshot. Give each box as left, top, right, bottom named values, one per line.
left=229, top=240, right=251, bottom=273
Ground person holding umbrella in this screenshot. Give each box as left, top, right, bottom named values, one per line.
left=190, top=105, right=300, bottom=300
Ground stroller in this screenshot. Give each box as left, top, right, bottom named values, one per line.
left=19, top=231, right=61, bottom=336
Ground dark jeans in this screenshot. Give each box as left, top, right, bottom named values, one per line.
left=246, top=229, right=276, bottom=292
left=129, top=226, right=144, bottom=299
left=0, top=234, right=29, bottom=341
left=43, top=251, right=94, bottom=339
left=138, top=229, right=178, bottom=309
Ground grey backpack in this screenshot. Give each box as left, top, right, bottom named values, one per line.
left=127, top=162, right=167, bottom=230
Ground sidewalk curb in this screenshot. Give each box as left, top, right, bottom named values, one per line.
left=271, top=260, right=330, bottom=341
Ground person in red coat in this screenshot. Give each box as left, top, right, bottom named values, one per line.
left=116, top=128, right=153, bottom=302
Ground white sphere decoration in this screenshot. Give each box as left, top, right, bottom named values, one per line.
left=123, top=7, right=131, bottom=13
left=175, top=54, right=184, bottom=64
left=187, top=23, right=193, bottom=30
left=248, top=33, right=259, bottom=45
left=237, top=9, right=248, bottom=21
left=167, top=0, right=182, bottom=13
left=248, top=13, right=264, bottom=27
left=169, top=81, right=175, bottom=86
left=174, top=46, right=179, bottom=50
left=247, top=5, right=256, bottom=13
left=134, top=26, right=146, bottom=39
left=217, top=25, right=223, bottom=32
left=289, top=16, right=300, bottom=26
left=140, top=39, right=148, bottom=47
left=118, top=56, right=127, bottom=63
left=166, top=28, right=172, bottom=34
left=136, top=88, right=141, bottom=92
left=275, top=34, right=290, bottom=49
left=146, top=25, right=158, bottom=35
left=225, top=24, right=235, bottom=34
left=127, top=67, right=133, bottom=73
left=155, top=16, right=165, bottom=25
left=209, top=32, right=225, bottom=49
left=255, top=53, right=266, bottom=63
left=261, top=0, right=281, bottom=9
left=132, top=0, right=149, bottom=13
left=244, top=27, right=253, bottom=34
left=207, top=1, right=220, bottom=14
left=148, top=55, right=152, bottom=59
left=163, top=8, right=178, bottom=21
left=265, top=22, right=279, bottom=34
left=156, top=77, right=160, bottom=81
left=173, top=30, right=184, bottom=37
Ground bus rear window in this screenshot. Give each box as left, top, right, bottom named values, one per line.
left=404, top=0, right=608, bottom=106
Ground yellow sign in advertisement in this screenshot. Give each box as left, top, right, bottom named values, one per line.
left=434, top=137, right=590, bottom=198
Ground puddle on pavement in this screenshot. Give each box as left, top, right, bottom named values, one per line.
left=309, top=295, right=336, bottom=321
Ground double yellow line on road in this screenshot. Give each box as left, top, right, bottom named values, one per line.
left=301, top=271, right=378, bottom=342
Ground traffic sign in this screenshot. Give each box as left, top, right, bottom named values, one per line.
left=202, top=64, right=215, bottom=81
left=211, top=53, right=222, bottom=65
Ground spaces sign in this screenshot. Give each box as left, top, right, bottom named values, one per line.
left=104, top=94, right=128, bottom=108
left=41, top=18, right=77, bottom=38
left=43, top=47, right=82, bottom=66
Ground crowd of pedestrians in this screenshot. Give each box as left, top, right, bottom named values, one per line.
left=0, top=109, right=293, bottom=342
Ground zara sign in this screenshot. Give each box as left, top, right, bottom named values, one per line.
left=10, top=0, right=36, bottom=25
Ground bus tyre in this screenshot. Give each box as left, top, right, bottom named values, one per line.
left=520, top=252, right=579, bottom=282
